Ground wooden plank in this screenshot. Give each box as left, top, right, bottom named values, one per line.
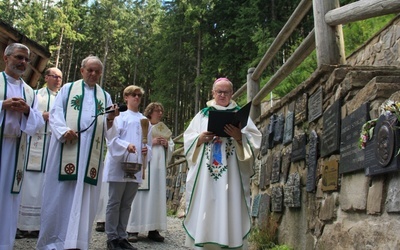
left=252, top=30, right=316, bottom=106
left=326, top=0, right=400, bottom=26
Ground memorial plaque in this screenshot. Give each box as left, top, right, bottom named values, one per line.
left=284, top=172, right=301, bottom=208
left=308, top=87, right=323, bottom=122
left=259, top=158, right=267, bottom=189
left=257, top=193, right=270, bottom=228
left=321, top=99, right=341, bottom=157
left=273, top=113, right=284, bottom=144
left=295, top=93, right=308, bottom=125
left=267, top=114, right=277, bottom=149
left=251, top=194, right=261, bottom=217
left=283, top=111, right=294, bottom=145
left=271, top=153, right=281, bottom=183
left=306, top=130, right=319, bottom=193
left=340, top=103, right=370, bottom=174
left=281, top=147, right=292, bottom=183
left=291, top=133, right=307, bottom=162
left=260, top=126, right=268, bottom=155
left=365, top=113, right=400, bottom=176
left=321, top=160, right=339, bottom=191
left=271, top=186, right=283, bottom=212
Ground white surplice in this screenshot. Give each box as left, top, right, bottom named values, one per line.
left=127, top=126, right=174, bottom=233
left=36, top=82, right=112, bottom=250
left=0, top=73, right=45, bottom=250
left=183, top=100, right=261, bottom=250
left=18, top=87, right=57, bottom=231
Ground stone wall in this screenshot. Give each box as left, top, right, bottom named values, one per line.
left=252, top=15, right=400, bottom=249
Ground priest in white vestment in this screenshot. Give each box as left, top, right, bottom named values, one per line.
left=18, top=67, right=62, bottom=238
left=183, top=78, right=261, bottom=250
left=37, top=56, right=116, bottom=250
left=0, top=43, right=45, bottom=250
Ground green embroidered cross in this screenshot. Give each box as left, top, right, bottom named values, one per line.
left=71, top=95, right=83, bottom=110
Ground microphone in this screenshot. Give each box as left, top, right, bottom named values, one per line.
left=104, top=104, right=128, bottom=114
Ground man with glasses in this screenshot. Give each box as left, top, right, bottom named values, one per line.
left=0, top=43, right=45, bottom=249
left=37, top=56, right=118, bottom=250
left=183, top=77, right=261, bottom=250
left=17, top=67, right=63, bottom=239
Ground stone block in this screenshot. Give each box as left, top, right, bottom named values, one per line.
left=386, top=173, right=400, bottom=213
left=367, top=176, right=383, bottom=215
left=319, top=194, right=336, bottom=221
left=339, top=172, right=368, bottom=211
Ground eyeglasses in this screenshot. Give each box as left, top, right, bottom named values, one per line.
left=214, top=90, right=232, bottom=96
left=47, top=74, right=63, bottom=80
left=12, top=54, right=30, bottom=63
left=153, top=109, right=163, bottom=113
left=132, top=93, right=142, bottom=98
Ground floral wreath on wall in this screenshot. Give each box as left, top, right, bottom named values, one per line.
left=359, top=100, right=400, bottom=149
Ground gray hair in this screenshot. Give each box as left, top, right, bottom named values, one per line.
left=4, top=43, right=30, bottom=56
left=81, top=55, right=103, bottom=69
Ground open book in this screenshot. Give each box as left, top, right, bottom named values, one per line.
left=207, top=101, right=252, bottom=137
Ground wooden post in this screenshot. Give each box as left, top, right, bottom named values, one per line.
left=313, top=0, right=345, bottom=66
left=247, top=67, right=260, bottom=121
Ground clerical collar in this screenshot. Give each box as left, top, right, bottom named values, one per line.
left=4, top=72, right=22, bottom=85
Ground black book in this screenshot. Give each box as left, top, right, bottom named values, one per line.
left=207, top=101, right=252, bottom=137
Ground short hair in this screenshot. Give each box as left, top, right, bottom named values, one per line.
left=123, top=85, right=144, bottom=97
left=81, top=55, right=103, bottom=69
left=144, top=102, right=164, bottom=119
left=212, top=77, right=233, bottom=90
left=44, top=67, right=60, bottom=76
left=4, top=43, right=30, bottom=56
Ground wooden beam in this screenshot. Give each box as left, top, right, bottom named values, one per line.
left=326, top=0, right=400, bottom=26
left=252, top=30, right=316, bottom=106
left=252, top=0, right=313, bottom=81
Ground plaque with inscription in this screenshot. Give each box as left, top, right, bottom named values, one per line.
left=321, top=160, right=339, bottom=191
left=306, top=130, right=319, bottom=193
left=365, top=113, right=400, bottom=176
left=284, top=172, right=301, bottom=208
left=271, top=153, right=281, bottom=184
left=260, top=126, right=268, bottom=155
left=267, top=114, right=277, bottom=149
left=283, top=111, right=294, bottom=145
left=257, top=193, right=271, bottom=228
left=295, top=93, right=308, bottom=125
left=271, top=186, right=283, bottom=212
left=251, top=194, right=261, bottom=217
left=281, top=147, right=291, bottom=183
left=321, top=99, right=341, bottom=157
left=273, top=113, right=284, bottom=145
left=340, top=103, right=370, bottom=174
left=291, top=133, right=307, bottom=162
left=259, top=158, right=267, bottom=190
left=308, top=87, right=323, bottom=122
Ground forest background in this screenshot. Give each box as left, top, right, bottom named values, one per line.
left=0, top=0, right=394, bottom=136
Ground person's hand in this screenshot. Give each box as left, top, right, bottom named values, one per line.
left=2, top=97, right=30, bottom=115
left=224, top=124, right=242, bottom=143
left=198, top=131, right=215, bottom=145
left=127, top=144, right=136, bottom=153
left=106, top=103, right=121, bottom=121
left=42, top=111, right=50, bottom=122
left=142, top=146, right=148, bottom=156
left=63, top=130, right=78, bottom=142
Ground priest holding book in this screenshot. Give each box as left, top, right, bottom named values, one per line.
left=183, top=77, right=262, bottom=249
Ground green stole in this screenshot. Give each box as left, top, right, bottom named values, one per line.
left=58, top=80, right=106, bottom=186
left=0, top=72, right=35, bottom=193
left=25, top=87, right=54, bottom=172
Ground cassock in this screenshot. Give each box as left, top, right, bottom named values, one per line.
left=37, top=81, right=112, bottom=250
left=0, top=73, right=44, bottom=250
left=183, top=100, right=261, bottom=250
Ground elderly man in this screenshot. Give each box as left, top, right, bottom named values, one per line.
left=183, top=77, right=261, bottom=250
left=37, top=56, right=118, bottom=250
left=17, top=67, right=63, bottom=238
left=0, top=43, right=45, bottom=250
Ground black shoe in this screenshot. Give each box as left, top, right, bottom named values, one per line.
left=127, top=232, right=138, bottom=243
left=107, top=239, right=123, bottom=250
left=119, top=238, right=137, bottom=250
left=15, top=229, right=25, bottom=239
left=96, top=222, right=105, bottom=232
left=148, top=230, right=164, bottom=242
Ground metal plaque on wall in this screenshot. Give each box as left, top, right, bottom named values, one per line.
left=295, top=93, right=308, bottom=125
left=321, top=160, right=339, bottom=191
left=308, top=87, right=323, bottom=122
left=306, top=130, right=319, bottom=193
left=291, top=133, right=307, bottom=162
left=321, top=99, right=341, bottom=157
left=271, top=186, right=283, bottom=212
